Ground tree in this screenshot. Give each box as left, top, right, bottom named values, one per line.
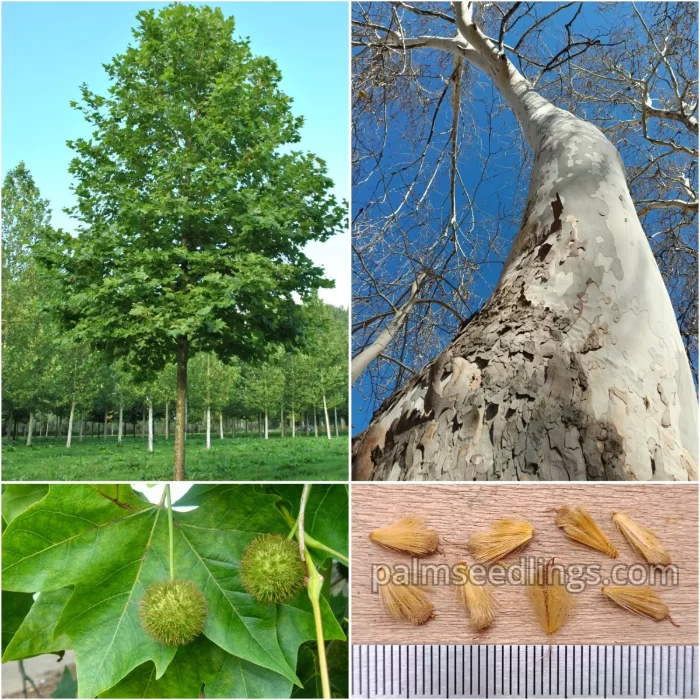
left=1, top=164, right=54, bottom=443
left=39, top=4, right=345, bottom=479
left=243, top=354, right=285, bottom=440
left=352, top=2, right=698, bottom=481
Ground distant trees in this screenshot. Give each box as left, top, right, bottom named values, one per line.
left=37, top=3, right=344, bottom=478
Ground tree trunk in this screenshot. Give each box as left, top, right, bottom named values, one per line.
left=206, top=407, right=211, bottom=450
left=258, top=415, right=261, bottom=437
left=292, top=408, right=296, bottom=438
left=104, top=406, right=108, bottom=440
left=57, top=416, right=62, bottom=439
left=165, top=402, right=169, bottom=440
left=79, top=414, right=84, bottom=442
left=280, top=405, right=285, bottom=438
left=313, top=407, right=318, bottom=438
left=323, top=392, right=332, bottom=440
left=141, top=405, right=146, bottom=439
left=45, top=415, right=50, bottom=438
left=219, top=412, right=224, bottom=440
left=174, top=335, right=188, bottom=480
left=66, top=401, right=76, bottom=448
left=5, top=406, right=14, bottom=439
left=118, top=405, right=123, bottom=444
left=334, top=407, right=339, bottom=437
left=353, top=5, right=698, bottom=481
left=148, top=402, right=154, bottom=453
left=264, top=409, right=269, bottom=440
left=26, top=411, right=35, bottom=447
left=232, top=419, right=236, bottom=439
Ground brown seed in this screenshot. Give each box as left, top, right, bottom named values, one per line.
left=369, top=516, right=439, bottom=556
left=469, top=519, right=534, bottom=565
left=377, top=565, right=433, bottom=625
left=612, top=512, right=671, bottom=565
left=455, top=563, right=496, bottom=631
left=602, top=586, right=679, bottom=626
left=527, top=560, right=573, bottom=634
left=555, top=506, right=618, bottom=558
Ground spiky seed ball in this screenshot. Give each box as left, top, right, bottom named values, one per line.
left=240, top=534, right=305, bottom=603
left=139, top=578, right=207, bottom=646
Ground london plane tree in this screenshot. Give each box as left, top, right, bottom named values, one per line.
left=39, top=4, right=345, bottom=478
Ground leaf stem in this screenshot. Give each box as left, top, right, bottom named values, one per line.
left=305, top=545, right=331, bottom=699
left=166, top=484, right=174, bottom=580
left=279, top=505, right=348, bottom=566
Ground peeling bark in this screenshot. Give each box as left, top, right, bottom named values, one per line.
left=352, top=3, right=698, bottom=482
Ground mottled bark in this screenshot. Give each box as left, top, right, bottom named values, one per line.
left=292, top=408, right=296, bottom=438
left=165, top=402, right=169, bottom=440
left=352, top=3, right=698, bottom=482
left=118, top=405, right=123, bottom=443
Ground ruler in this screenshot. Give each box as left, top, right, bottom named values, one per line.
left=352, top=644, right=698, bottom=698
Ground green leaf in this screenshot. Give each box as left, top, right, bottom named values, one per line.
left=52, top=666, right=78, bottom=699
left=2, top=588, right=72, bottom=662
left=2, top=484, right=49, bottom=524
left=100, top=636, right=292, bottom=699
left=275, top=485, right=348, bottom=563
left=1, top=591, right=34, bottom=654
left=171, top=484, right=221, bottom=508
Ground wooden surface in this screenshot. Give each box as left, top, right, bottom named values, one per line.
left=351, top=484, right=698, bottom=645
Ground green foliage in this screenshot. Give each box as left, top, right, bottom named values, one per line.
left=38, top=3, right=345, bottom=379
left=2, top=484, right=347, bottom=698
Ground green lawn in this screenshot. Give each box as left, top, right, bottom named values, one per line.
left=1, top=433, right=349, bottom=481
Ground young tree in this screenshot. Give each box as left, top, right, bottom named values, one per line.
left=243, top=354, right=285, bottom=440
left=1, top=164, right=54, bottom=443
left=39, top=4, right=345, bottom=478
left=352, top=2, right=698, bottom=481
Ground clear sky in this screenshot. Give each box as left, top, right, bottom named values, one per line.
left=1, top=1, right=350, bottom=307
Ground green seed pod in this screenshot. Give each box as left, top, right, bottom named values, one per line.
left=139, top=578, right=207, bottom=646
left=240, top=534, right=306, bottom=603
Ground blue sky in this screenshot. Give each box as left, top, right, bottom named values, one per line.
left=2, top=1, right=350, bottom=307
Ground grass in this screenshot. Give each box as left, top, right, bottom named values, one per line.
left=1, top=432, right=349, bottom=481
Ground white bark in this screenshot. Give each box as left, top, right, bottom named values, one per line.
left=352, top=274, right=425, bottom=383
left=323, top=392, right=332, bottom=440
left=313, top=407, right=318, bottom=438
left=219, top=411, right=224, bottom=440
left=292, top=408, right=296, bottom=438
left=165, top=402, right=169, bottom=440
left=353, top=1, right=698, bottom=482
left=66, top=402, right=76, bottom=448
left=79, top=413, right=84, bottom=442
left=206, top=407, right=211, bottom=449
left=104, top=407, right=108, bottom=440
left=118, top=405, right=123, bottom=444
left=334, top=407, right=339, bottom=437
left=26, top=411, right=35, bottom=447
left=264, top=409, right=269, bottom=440
left=148, top=402, right=154, bottom=453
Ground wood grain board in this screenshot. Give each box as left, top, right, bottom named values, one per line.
left=351, top=484, right=698, bottom=645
